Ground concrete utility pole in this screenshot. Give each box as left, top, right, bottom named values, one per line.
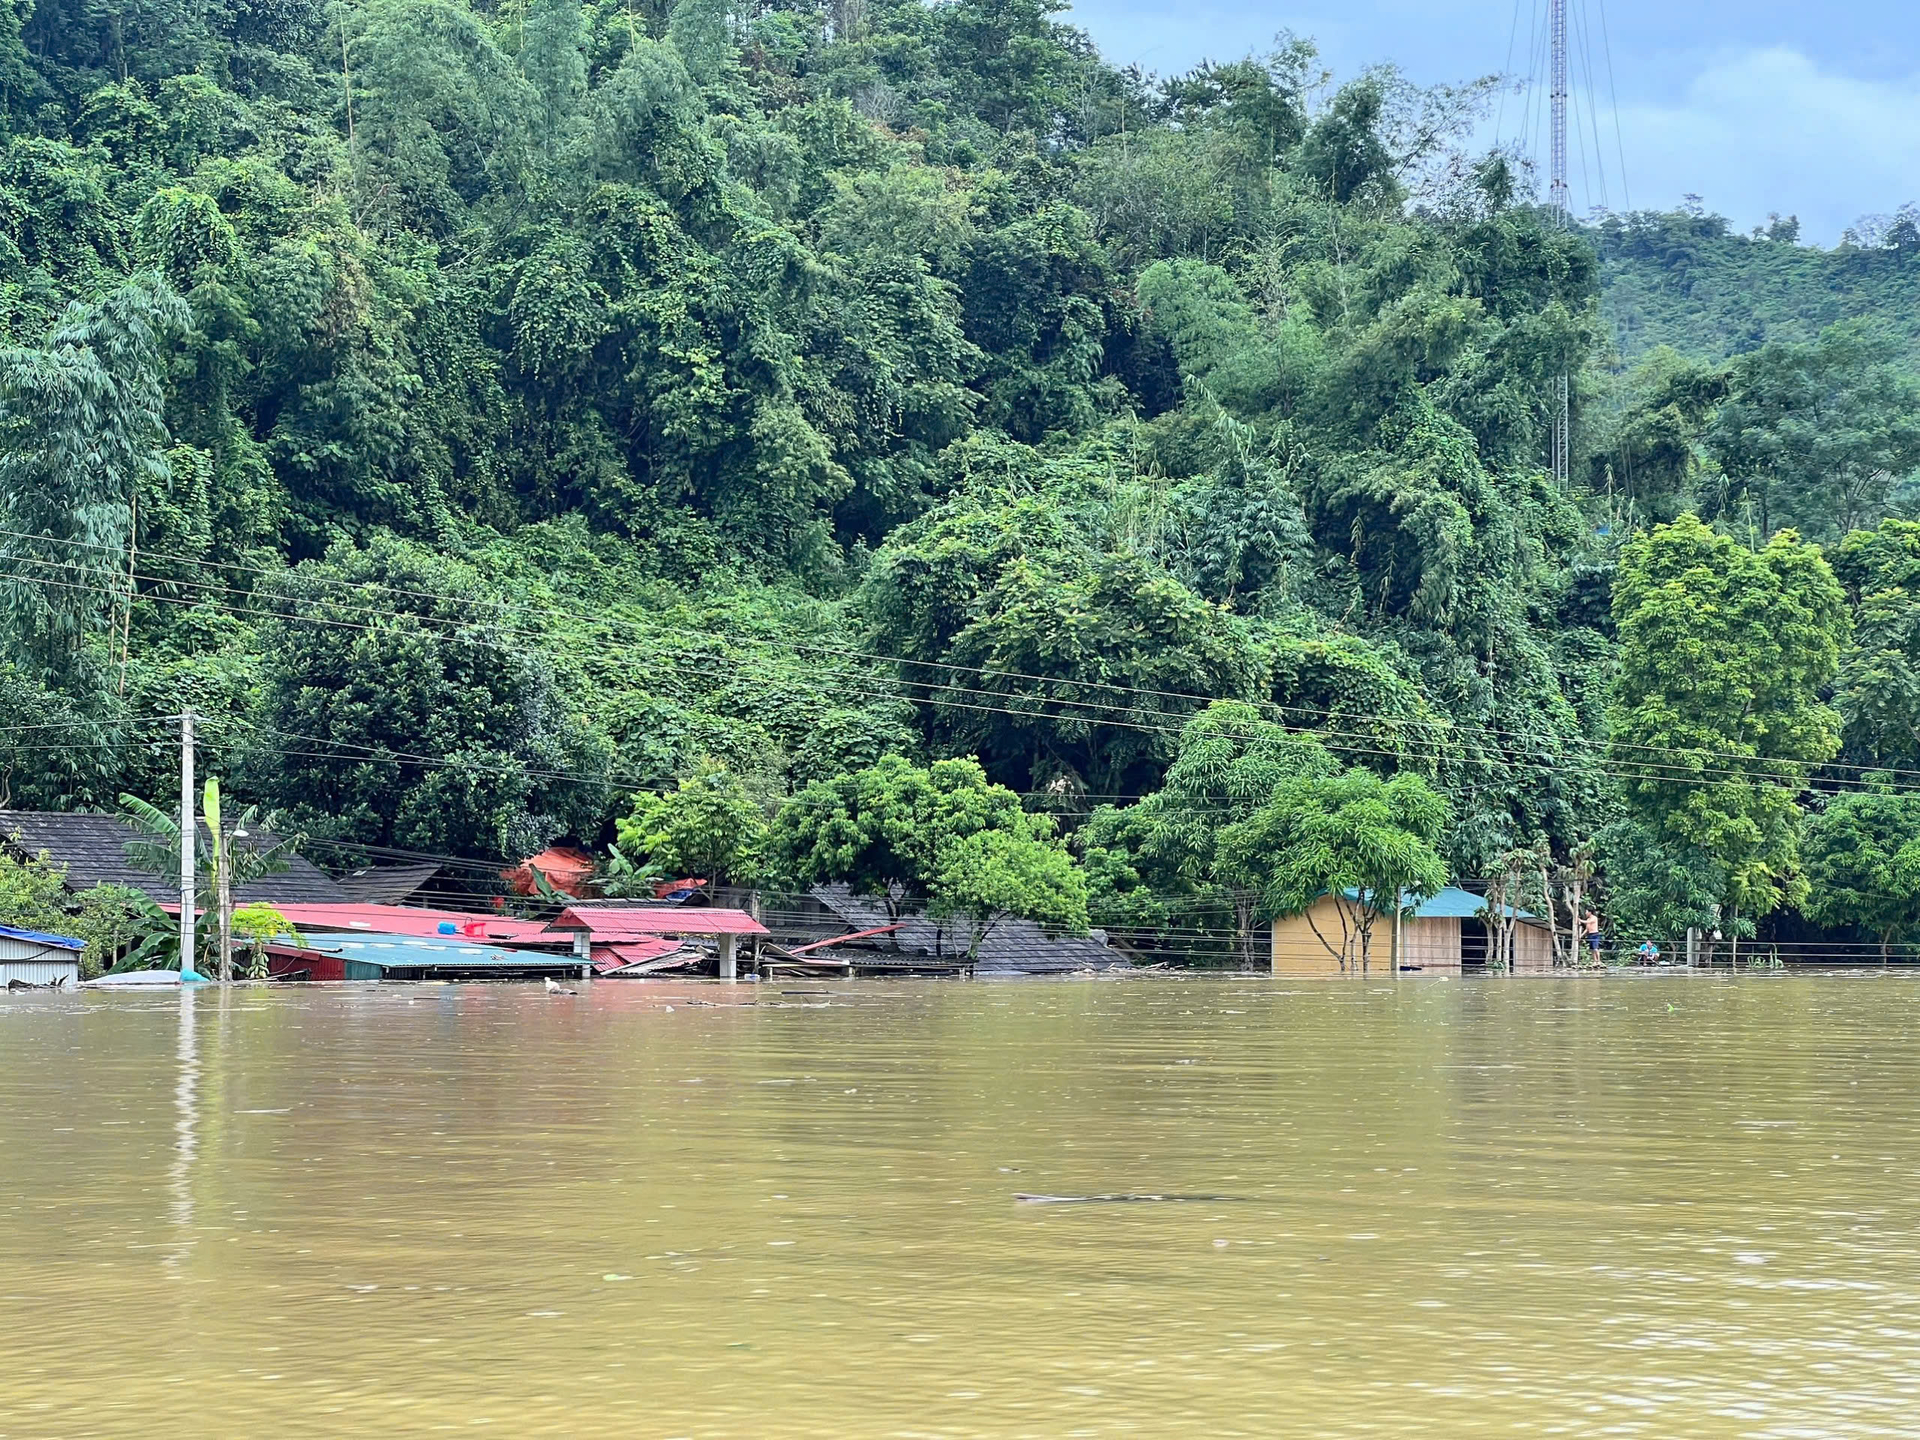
left=179, top=710, right=196, bottom=975
left=1548, top=0, right=1571, bottom=486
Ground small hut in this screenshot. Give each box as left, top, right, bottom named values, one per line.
left=1271, top=887, right=1556, bottom=976
left=0, top=924, right=84, bottom=988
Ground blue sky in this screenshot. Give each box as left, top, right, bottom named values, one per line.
left=1061, top=0, right=1920, bottom=244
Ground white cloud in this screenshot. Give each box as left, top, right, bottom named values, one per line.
left=1060, top=9, right=1914, bottom=245
left=1585, top=47, right=1920, bottom=243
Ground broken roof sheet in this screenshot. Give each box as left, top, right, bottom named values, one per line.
left=547, top=906, right=769, bottom=938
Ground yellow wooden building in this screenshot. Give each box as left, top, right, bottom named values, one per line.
left=1271, top=887, right=1556, bottom=975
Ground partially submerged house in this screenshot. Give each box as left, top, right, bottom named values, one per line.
left=334, top=863, right=442, bottom=906
left=0, top=924, right=83, bottom=988
left=0, top=810, right=345, bottom=905
left=264, top=932, right=589, bottom=983
left=547, top=906, right=771, bottom=978
left=1271, top=886, right=1556, bottom=976
left=787, top=885, right=1123, bottom=976
left=256, top=903, right=555, bottom=943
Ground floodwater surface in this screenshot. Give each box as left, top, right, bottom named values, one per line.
left=4, top=976, right=1920, bottom=1437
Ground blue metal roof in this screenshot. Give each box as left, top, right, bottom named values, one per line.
left=301, top=931, right=588, bottom=981
left=0, top=923, right=84, bottom=950
left=1340, top=887, right=1538, bottom=922
left=305, top=932, right=548, bottom=967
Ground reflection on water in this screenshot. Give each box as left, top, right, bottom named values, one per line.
left=6, top=976, right=1920, bottom=1437
left=166, top=987, right=198, bottom=1272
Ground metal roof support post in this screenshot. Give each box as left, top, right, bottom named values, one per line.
left=179, top=710, right=198, bottom=979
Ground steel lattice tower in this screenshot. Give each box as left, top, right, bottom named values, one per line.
left=1548, top=0, right=1570, bottom=484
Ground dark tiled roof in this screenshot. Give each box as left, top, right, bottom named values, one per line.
left=334, top=862, right=441, bottom=905
left=809, top=884, right=1120, bottom=975
left=0, top=811, right=346, bottom=905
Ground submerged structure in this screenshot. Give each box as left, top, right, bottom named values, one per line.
left=1271, top=887, right=1556, bottom=976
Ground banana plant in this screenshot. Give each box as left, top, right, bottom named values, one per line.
left=116, top=787, right=306, bottom=975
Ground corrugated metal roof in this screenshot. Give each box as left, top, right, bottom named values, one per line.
left=0, top=923, right=84, bottom=950
left=0, top=810, right=345, bottom=904
left=264, top=904, right=557, bottom=942
left=1336, top=886, right=1542, bottom=923
left=315, top=933, right=544, bottom=964
left=301, top=933, right=588, bottom=978
left=591, top=939, right=689, bottom=974
left=548, top=907, right=770, bottom=938
left=334, top=863, right=440, bottom=905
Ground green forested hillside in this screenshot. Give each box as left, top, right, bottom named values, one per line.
left=1598, top=209, right=1920, bottom=365
left=4, top=0, right=1920, bottom=963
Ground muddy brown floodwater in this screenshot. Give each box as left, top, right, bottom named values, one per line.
left=5, top=975, right=1920, bottom=1437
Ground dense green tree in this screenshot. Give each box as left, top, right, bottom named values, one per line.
left=0, top=849, right=154, bottom=976
left=244, top=536, right=612, bottom=857
left=0, top=274, right=185, bottom=687
left=1216, top=765, right=1450, bottom=973
left=928, top=822, right=1088, bottom=957
left=1707, top=323, right=1920, bottom=540
left=1831, top=519, right=1920, bottom=767
left=613, top=757, right=766, bottom=885
left=766, top=754, right=1085, bottom=951
left=1801, top=789, right=1920, bottom=962
left=1608, top=514, right=1848, bottom=943
left=1586, top=347, right=1727, bottom=522
left=1079, top=701, right=1336, bottom=963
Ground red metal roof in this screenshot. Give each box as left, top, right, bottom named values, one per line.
left=589, top=938, right=685, bottom=974
left=547, top=906, right=770, bottom=938
left=262, top=903, right=559, bottom=943
left=264, top=941, right=347, bottom=983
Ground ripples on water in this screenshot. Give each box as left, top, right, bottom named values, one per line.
left=3, top=975, right=1920, bottom=1437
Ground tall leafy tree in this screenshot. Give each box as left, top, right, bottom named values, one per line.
left=1607, top=514, right=1848, bottom=944
left=1217, top=766, right=1450, bottom=973
left=1802, top=789, right=1920, bottom=963
left=1830, top=519, right=1920, bottom=768
left=613, top=757, right=766, bottom=885
left=0, top=273, right=185, bottom=687
left=766, top=755, right=1087, bottom=953
left=244, top=536, right=612, bottom=858
left=1707, top=323, right=1920, bottom=541
left=1079, top=701, right=1337, bottom=963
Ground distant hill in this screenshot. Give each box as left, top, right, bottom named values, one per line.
left=1595, top=211, right=1920, bottom=366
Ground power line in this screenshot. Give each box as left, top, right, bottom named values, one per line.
left=0, top=556, right=1900, bottom=811
left=0, top=535, right=1892, bottom=788
left=1593, top=0, right=1631, bottom=212
left=0, top=574, right=1866, bottom=800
